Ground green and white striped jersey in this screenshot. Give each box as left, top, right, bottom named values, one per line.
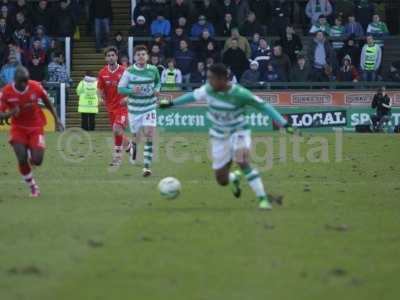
left=118, top=64, right=161, bottom=115
left=192, top=84, right=278, bottom=138
left=329, top=25, right=345, bottom=49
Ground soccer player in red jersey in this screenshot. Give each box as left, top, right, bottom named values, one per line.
left=98, top=46, right=131, bottom=167
left=0, top=66, right=63, bottom=197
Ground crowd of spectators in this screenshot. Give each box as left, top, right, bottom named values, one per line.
left=125, top=0, right=400, bottom=88
left=0, top=0, right=74, bottom=87
left=1, top=0, right=399, bottom=89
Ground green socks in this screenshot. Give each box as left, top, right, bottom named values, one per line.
left=242, top=166, right=267, bottom=201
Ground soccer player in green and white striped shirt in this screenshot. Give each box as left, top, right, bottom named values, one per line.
left=118, top=45, right=161, bottom=177
left=160, top=64, right=295, bottom=210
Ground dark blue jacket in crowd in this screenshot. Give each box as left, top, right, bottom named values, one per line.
left=252, top=47, right=272, bottom=74
left=190, top=22, right=215, bottom=37
left=262, top=66, right=281, bottom=82
left=174, top=49, right=195, bottom=75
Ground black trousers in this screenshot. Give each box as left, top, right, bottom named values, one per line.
left=371, top=113, right=390, bottom=132
left=81, top=113, right=96, bottom=131
left=312, top=67, right=329, bottom=82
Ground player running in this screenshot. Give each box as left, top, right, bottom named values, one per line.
left=0, top=66, right=63, bottom=197
left=118, top=45, right=161, bottom=177
left=98, top=46, right=131, bottom=167
left=160, top=64, right=294, bottom=210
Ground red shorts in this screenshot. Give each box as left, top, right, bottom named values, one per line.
left=9, top=126, right=46, bottom=150
left=108, top=108, right=128, bottom=128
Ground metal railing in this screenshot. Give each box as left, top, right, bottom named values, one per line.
left=43, top=82, right=67, bottom=128
left=236, top=81, right=400, bottom=90
left=157, top=82, right=400, bottom=91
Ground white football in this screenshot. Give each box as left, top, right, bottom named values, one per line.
left=158, top=177, right=181, bottom=199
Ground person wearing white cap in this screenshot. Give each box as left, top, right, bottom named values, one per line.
left=240, top=60, right=261, bottom=87
left=131, top=15, right=150, bottom=37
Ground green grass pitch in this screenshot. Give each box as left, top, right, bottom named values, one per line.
left=0, top=131, right=399, bottom=300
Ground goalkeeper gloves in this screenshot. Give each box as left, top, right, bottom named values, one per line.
left=284, top=123, right=295, bottom=134
left=158, top=98, right=173, bottom=109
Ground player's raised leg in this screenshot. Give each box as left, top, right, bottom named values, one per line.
left=231, top=131, right=272, bottom=210
left=12, top=143, right=41, bottom=197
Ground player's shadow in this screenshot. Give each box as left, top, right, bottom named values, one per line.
left=148, top=206, right=256, bottom=213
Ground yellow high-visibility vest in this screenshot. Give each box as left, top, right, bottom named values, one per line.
left=77, top=79, right=99, bottom=113
left=364, top=44, right=379, bottom=71
left=163, top=69, right=179, bottom=91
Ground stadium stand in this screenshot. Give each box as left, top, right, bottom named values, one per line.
left=68, top=0, right=131, bottom=129
left=0, top=1, right=399, bottom=130
left=0, top=0, right=71, bottom=124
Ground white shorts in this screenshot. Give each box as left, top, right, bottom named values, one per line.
left=128, top=110, right=157, bottom=134
left=211, top=130, right=251, bottom=170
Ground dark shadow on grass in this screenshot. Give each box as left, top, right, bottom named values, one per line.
left=147, top=206, right=256, bottom=214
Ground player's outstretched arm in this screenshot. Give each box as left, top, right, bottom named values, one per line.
left=159, top=92, right=197, bottom=109
left=259, top=102, right=296, bottom=134
left=242, top=87, right=295, bottom=134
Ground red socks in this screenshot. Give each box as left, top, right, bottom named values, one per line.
left=19, top=163, right=36, bottom=187
left=114, top=134, right=123, bottom=152
left=19, top=163, right=31, bottom=176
